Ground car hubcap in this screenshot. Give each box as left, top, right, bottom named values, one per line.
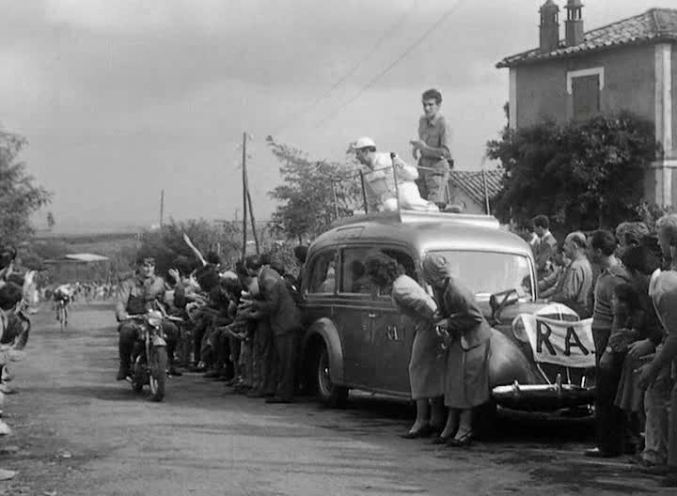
left=318, top=351, right=332, bottom=396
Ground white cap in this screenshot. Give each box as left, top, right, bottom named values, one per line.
left=351, top=136, right=376, bottom=150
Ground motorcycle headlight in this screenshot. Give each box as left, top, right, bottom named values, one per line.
left=147, top=317, right=162, bottom=327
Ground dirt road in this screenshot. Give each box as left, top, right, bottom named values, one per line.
left=0, top=303, right=671, bottom=496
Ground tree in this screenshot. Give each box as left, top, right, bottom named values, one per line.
left=266, top=136, right=362, bottom=242
left=138, top=218, right=242, bottom=275
left=0, top=130, right=51, bottom=243
left=486, top=112, right=657, bottom=232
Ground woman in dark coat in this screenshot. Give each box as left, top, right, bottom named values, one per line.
left=365, top=253, right=445, bottom=438
left=422, top=253, right=492, bottom=447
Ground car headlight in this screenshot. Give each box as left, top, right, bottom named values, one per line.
left=511, top=316, right=529, bottom=343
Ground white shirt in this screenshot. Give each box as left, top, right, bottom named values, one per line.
left=363, top=153, right=437, bottom=212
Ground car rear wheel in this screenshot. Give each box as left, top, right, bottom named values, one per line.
left=315, top=345, right=348, bottom=408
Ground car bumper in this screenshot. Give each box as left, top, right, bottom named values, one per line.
left=492, top=383, right=595, bottom=411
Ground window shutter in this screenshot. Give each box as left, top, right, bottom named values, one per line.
left=572, top=75, right=600, bottom=121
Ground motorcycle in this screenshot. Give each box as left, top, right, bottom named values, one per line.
left=126, top=309, right=170, bottom=402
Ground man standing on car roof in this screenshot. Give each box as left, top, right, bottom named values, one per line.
left=410, top=88, right=453, bottom=210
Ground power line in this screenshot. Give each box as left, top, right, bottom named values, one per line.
left=272, top=0, right=418, bottom=136
left=316, top=0, right=466, bottom=128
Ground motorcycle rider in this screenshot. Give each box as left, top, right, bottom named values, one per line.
left=115, top=256, right=180, bottom=380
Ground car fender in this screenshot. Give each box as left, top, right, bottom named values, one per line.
left=489, top=327, right=542, bottom=387
left=302, top=317, right=344, bottom=385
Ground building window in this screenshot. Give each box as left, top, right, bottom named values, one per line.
left=566, top=67, right=604, bottom=121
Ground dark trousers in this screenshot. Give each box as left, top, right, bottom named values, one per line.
left=213, top=327, right=234, bottom=378
left=192, top=314, right=210, bottom=364
left=592, top=327, right=626, bottom=455
left=271, top=331, right=297, bottom=401
left=252, top=319, right=273, bottom=394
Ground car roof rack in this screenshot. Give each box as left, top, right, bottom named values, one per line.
left=330, top=210, right=500, bottom=230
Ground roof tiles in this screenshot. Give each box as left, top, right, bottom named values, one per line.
left=497, top=8, right=677, bottom=68
left=449, top=169, right=503, bottom=207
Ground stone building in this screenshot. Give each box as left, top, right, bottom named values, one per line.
left=497, top=1, right=677, bottom=206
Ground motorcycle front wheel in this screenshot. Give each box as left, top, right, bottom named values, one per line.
left=130, top=355, right=145, bottom=393
left=148, top=346, right=168, bottom=402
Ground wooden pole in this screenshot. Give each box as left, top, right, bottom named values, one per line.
left=241, top=132, right=248, bottom=259
left=160, top=189, right=165, bottom=228
left=390, top=153, right=401, bottom=217
left=245, top=176, right=260, bottom=254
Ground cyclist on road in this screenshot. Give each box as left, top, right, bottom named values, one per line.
left=53, top=283, right=74, bottom=325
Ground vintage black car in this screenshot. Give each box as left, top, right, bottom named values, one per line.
left=298, top=210, right=595, bottom=413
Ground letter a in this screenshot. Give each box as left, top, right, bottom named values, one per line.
left=564, top=326, right=589, bottom=356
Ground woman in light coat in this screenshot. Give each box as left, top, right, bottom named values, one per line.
left=422, top=253, right=492, bottom=447
left=365, top=253, right=445, bottom=438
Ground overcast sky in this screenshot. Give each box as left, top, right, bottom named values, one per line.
left=1, top=0, right=674, bottom=232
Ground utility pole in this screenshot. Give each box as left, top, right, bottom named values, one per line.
left=245, top=180, right=260, bottom=254
left=241, top=132, right=248, bottom=259
left=240, top=132, right=261, bottom=256
left=160, top=189, right=165, bottom=228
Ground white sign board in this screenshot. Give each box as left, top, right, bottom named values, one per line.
left=519, top=315, right=596, bottom=368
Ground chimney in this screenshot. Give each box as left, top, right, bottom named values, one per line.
left=565, top=0, right=584, bottom=46
left=539, top=0, right=560, bottom=53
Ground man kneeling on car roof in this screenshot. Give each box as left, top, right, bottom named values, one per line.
left=351, top=136, right=438, bottom=214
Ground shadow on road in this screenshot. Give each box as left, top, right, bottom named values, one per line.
left=332, top=393, right=594, bottom=444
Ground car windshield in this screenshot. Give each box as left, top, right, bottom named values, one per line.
left=428, top=250, right=534, bottom=301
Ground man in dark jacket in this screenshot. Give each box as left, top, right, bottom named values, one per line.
left=247, top=254, right=302, bottom=403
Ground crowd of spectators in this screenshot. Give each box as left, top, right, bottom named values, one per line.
left=116, top=246, right=308, bottom=405
left=111, top=212, right=677, bottom=488
left=521, top=214, right=676, bottom=487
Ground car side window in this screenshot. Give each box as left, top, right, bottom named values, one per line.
left=381, top=248, right=417, bottom=281
left=340, top=248, right=375, bottom=295
left=308, top=249, right=338, bottom=294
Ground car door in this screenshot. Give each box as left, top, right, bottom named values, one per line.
left=333, top=246, right=378, bottom=386
left=367, top=247, right=419, bottom=395
left=302, top=247, right=338, bottom=332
